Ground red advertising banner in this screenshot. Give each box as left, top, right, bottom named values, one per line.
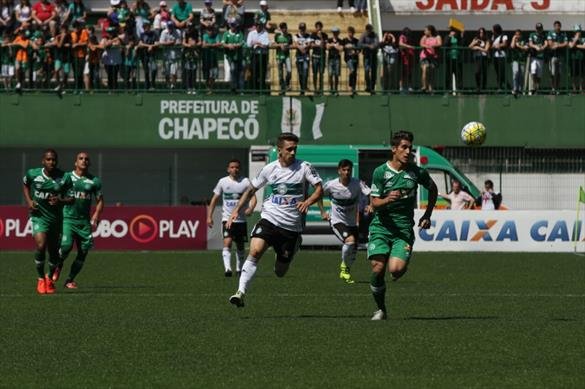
left=0, top=206, right=207, bottom=250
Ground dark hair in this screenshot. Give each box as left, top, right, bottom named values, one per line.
left=279, top=22, right=287, bottom=29
left=227, top=158, right=241, bottom=166
left=43, top=148, right=58, bottom=160
left=493, top=24, right=502, bottom=35
left=277, top=132, right=299, bottom=147
left=484, top=179, right=494, bottom=189
left=315, top=21, right=323, bottom=28
left=347, top=26, right=355, bottom=33
left=337, top=159, right=353, bottom=169
left=390, top=131, right=414, bottom=147
left=426, top=24, right=437, bottom=36
left=515, top=29, right=522, bottom=34
left=554, top=20, right=561, bottom=27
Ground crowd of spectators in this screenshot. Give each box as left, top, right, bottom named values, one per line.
left=0, top=0, right=584, bottom=95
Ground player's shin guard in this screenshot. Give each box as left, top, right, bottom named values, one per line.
left=236, top=250, right=245, bottom=272
left=67, top=250, right=88, bottom=281
left=238, top=257, right=258, bottom=294
left=342, top=243, right=356, bottom=268
left=34, top=250, right=46, bottom=278
left=222, top=248, right=232, bottom=271
left=370, top=272, right=387, bottom=312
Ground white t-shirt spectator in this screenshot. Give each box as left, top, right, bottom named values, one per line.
left=443, top=190, right=475, bottom=210
left=492, top=34, right=508, bottom=58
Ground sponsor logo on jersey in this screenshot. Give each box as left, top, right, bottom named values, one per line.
left=276, top=183, right=288, bottom=195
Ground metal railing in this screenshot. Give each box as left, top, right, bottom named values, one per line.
left=0, top=44, right=582, bottom=95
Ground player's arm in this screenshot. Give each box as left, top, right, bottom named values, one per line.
left=91, top=195, right=104, bottom=227
left=317, top=197, right=329, bottom=220
left=419, top=180, right=437, bottom=229
left=22, top=183, right=37, bottom=211
left=227, top=185, right=257, bottom=229
left=207, top=193, right=220, bottom=227
left=244, top=192, right=257, bottom=216
left=297, top=182, right=322, bottom=214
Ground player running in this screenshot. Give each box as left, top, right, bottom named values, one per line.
left=368, top=131, right=437, bottom=320
left=55, top=152, right=104, bottom=289
left=207, top=159, right=257, bottom=277
left=22, top=149, right=69, bottom=294
left=226, top=132, right=323, bottom=307
left=318, top=159, right=371, bottom=284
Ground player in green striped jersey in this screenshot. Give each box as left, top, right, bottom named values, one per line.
left=56, top=152, right=104, bottom=289
left=368, top=131, right=437, bottom=320
left=22, top=149, right=70, bottom=294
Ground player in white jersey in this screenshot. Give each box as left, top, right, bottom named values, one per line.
left=318, top=159, right=371, bottom=284
left=207, top=159, right=257, bottom=277
left=226, top=132, right=323, bottom=308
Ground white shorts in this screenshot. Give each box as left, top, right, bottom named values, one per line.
left=530, top=58, right=543, bottom=77
left=83, top=61, right=90, bottom=75
left=1, top=64, right=14, bottom=77
left=549, top=56, right=561, bottom=76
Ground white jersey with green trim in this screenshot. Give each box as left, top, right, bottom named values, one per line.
left=324, top=178, right=371, bottom=227
left=213, top=176, right=251, bottom=222
left=252, top=159, right=322, bottom=232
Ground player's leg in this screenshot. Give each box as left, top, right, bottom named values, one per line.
left=233, top=222, right=248, bottom=276
left=44, top=226, right=61, bottom=293
left=273, top=229, right=302, bottom=278
left=340, top=233, right=358, bottom=283
left=367, top=233, right=391, bottom=319
left=55, top=220, right=74, bottom=282
left=387, top=237, right=413, bottom=281
left=221, top=221, right=235, bottom=276
left=64, top=222, right=93, bottom=289
left=229, top=235, right=269, bottom=307
left=32, top=226, right=48, bottom=294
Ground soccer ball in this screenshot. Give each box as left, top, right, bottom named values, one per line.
left=460, top=121, right=487, bottom=146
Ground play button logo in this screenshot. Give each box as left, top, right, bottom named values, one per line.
left=129, top=214, right=158, bottom=243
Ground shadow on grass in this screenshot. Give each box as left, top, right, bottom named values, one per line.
left=242, top=314, right=369, bottom=320
left=405, top=315, right=499, bottom=321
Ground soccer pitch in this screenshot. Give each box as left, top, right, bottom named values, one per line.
left=1, top=250, right=583, bottom=388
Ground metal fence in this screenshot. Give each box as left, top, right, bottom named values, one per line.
left=1, top=44, right=583, bottom=95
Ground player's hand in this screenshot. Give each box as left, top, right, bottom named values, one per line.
left=48, top=195, right=59, bottom=206
left=90, top=218, right=98, bottom=228
left=296, top=200, right=311, bottom=214
left=244, top=207, right=254, bottom=216
left=386, top=190, right=402, bottom=204
left=418, top=216, right=432, bottom=229
left=28, top=200, right=38, bottom=211
left=365, top=205, right=374, bottom=215
left=320, top=211, right=330, bottom=221
left=207, top=216, right=214, bottom=228
left=225, top=210, right=238, bottom=229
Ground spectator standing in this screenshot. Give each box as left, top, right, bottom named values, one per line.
left=11, top=27, right=29, bottom=90
left=273, top=21, right=292, bottom=94
left=343, top=25, right=358, bottom=96
left=122, top=34, right=138, bottom=89
left=84, top=26, right=101, bottom=91
left=477, top=179, right=501, bottom=210
left=159, top=20, right=181, bottom=89
left=380, top=30, right=398, bottom=93
left=223, top=0, right=243, bottom=29
left=246, top=20, right=269, bottom=93
left=310, top=20, right=327, bottom=94
left=444, top=27, right=462, bottom=93
left=491, top=24, right=508, bottom=92
left=222, top=20, right=244, bottom=93
left=547, top=20, right=568, bottom=94
left=201, top=26, right=219, bottom=94
left=254, top=0, right=271, bottom=31
left=510, top=29, right=528, bottom=96
left=528, top=22, right=547, bottom=94
left=327, top=26, right=342, bottom=95
left=171, top=0, right=192, bottom=30
left=32, top=0, right=56, bottom=29
left=52, top=22, right=71, bottom=91
left=0, top=0, right=15, bottom=35
left=355, top=0, right=366, bottom=15
left=439, top=180, right=474, bottom=210
left=15, top=0, right=32, bottom=28
left=359, top=23, right=378, bottom=94
left=336, top=0, right=355, bottom=14
left=100, top=26, right=122, bottom=91
left=200, top=0, right=216, bottom=31
left=182, top=23, right=199, bottom=94
left=419, top=24, right=441, bottom=94
left=1, top=30, right=15, bottom=89
left=294, top=21, right=311, bottom=95
left=569, top=24, right=585, bottom=93
left=131, top=0, right=150, bottom=37
left=469, top=27, right=489, bottom=93
left=137, top=18, right=157, bottom=90
left=70, top=18, right=88, bottom=91
left=398, top=27, right=414, bottom=93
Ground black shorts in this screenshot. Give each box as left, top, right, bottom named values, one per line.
left=222, top=221, right=248, bottom=243
left=251, top=219, right=302, bottom=263
left=330, top=222, right=359, bottom=243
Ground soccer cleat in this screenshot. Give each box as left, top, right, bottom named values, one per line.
left=339, top=264, right=354, bottom=283
left=64, top=280, right=78, bottom=289
left=36, top=278, right=46, bottom=294
left=229, top=291, right=245, bottom=308
left=44, top=276, right=56, bottom=294
left=52, top=264, right=63, bottom=282
left=225, top=270, right=233, bottom=277
left=371, top=310, right=387, bottom=321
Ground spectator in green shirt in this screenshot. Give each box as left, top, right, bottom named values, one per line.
left=510, top=29, right=529, bottom=96
left=223, top=21, right=244, bottom=93
left=273, top=21, right=292, bottom=94
left=444, top=27, right=462, bottom=93
left=568, top=24, right=585, bottom=93
left=547, top=20, right=568, bottom=93
left=528, top=22, right=548, bottom=94
left=202, top=26, right=220, bottom=94
left=171, top=0, right=193, bottom=30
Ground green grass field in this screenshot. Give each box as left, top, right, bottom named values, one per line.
left=1, top=250, right=584, bottom=388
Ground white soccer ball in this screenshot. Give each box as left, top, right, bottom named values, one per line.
left=460, top=121, right=487, bottom=146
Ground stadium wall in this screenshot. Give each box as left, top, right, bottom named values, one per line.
left=1, top=94, right=584, bottom=148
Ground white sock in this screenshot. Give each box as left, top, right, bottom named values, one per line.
left=222, top=248, right=232, bottom=271
left=342, top=243, right=356, bottom=268
left=236, top=250, right=245, bottom=271
left=238, top=257, right=258, bottom=294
